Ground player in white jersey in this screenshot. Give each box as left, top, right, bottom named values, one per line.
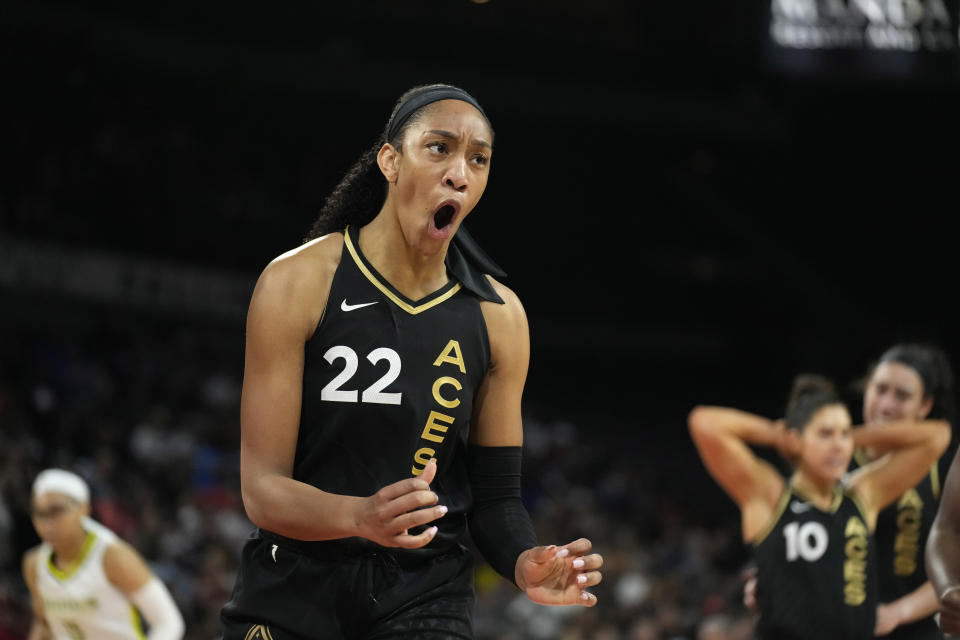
left=21, top=468, right=185, bottom=640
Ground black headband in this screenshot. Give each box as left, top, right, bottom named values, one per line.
left=386, top=86, right=487, bottom=142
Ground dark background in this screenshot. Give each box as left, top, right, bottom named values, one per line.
left=2, top=1, right=960, bottom=637
left=3, top=0, right=959, bottom=449
left=3, top=0, right=960, bottom=551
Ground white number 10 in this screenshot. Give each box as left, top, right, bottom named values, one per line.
left=783, top=521, right=828, bottom=562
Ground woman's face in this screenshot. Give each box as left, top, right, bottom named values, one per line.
left=385, top=99, right=493, bottom=255
left=799, top=404, right=854, bottom=483
left=31, top=492, right=86, bottom=548
left=863, top=361, right=931, bottom=424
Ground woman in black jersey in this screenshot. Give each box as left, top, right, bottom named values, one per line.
left=219, top=84, right=603, bottom=640
left=854, top=344, right=956, bottom=639
left=689, top=374, right=950, bottom=640
left=746, top=344, right=958, bottom=638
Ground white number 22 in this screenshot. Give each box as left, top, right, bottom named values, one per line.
left=320, top=346, right=402, bottom=405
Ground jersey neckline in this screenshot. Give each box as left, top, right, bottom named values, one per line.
left=788, top=480, right=845, bottom=514
left=46, top=531, right=97, bottom=582
left=343, top=226, right=462, bottom=315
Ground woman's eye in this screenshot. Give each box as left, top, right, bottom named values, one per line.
left=427, top=141, right=447, bottom=153
left=472, top=154, right=489, bottom=166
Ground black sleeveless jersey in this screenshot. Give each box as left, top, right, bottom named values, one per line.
left=753, top=482, right=878, bottom=640
left=290, top=227, right=491, bottom=557
left=851, top=450, right=948, bottom=640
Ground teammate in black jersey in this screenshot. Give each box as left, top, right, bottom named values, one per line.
left=927, top=431, right=960, bottom=636
left=219, top=84, right=603, bottom=640
left=855, top=344, right=956, bottom=639
left=689, top=374, right=950, bottom=640
left=745, top=344, right=957, bottom=638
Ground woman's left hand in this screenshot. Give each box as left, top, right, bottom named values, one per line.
left=515, top=538, right=603, bottom=607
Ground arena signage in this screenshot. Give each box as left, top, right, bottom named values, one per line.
left=770, top=0, right=957, bottom=51
left=765, top=0, right=960, bottom=79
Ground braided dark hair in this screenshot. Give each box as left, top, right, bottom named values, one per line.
left=304, top=83, right=493, bottom=242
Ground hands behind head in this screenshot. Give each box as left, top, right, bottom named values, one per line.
left=515, top=538, right=603, bottom=607
left=772, top=419, right=802, bottom=464
left=354, top=459, right=447, bottom=549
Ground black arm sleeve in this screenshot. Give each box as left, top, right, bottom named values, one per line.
left=466, top=445, right=539, bottom=587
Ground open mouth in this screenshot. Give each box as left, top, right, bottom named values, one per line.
left=433, top=203, right=458, bottom=230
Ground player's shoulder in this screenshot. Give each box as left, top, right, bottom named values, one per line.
left=103, top=537, right=153, bottom=592
left=479, top=276, right=528, bottom=352
left=253, top=233, right=344, bottom=306
left=480, top=275, right=525, bottom=319
left=263, top=233, right=343, bottom=283
left=22, top=545, right=43, bottom=567
left=22, top=545, right=44, bottom=581
left=103, top=536, right=139, bottom=564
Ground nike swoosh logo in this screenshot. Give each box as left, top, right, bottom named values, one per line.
left=271, top=544, right=278, bottom=562
left=341, top=299, right=379, bottom=312
left=790, top=501, right=812, bottom=514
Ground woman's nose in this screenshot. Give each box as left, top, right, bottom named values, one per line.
left=443, top=160, right=468, bottom=192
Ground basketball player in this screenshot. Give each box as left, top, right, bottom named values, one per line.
left=926, top=441, right=960, bottom=635
left=219, top=84, right=603, bottom=639
left=21, top=468, right=185, bottom=640
left=742, top=344, right=956, bottom=639
left=689, top=374, right=950, bottom=640
left=853, top=344, right=956, bottom=638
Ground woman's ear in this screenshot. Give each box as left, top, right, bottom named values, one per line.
left=377, top=143, right=400, bottom=184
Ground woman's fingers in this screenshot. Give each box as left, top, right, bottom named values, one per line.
left=559, top=538, right=593, bottom=557
left=394, top=525, right=439, bottom=549
left=389, top=504, right=449, bottom=534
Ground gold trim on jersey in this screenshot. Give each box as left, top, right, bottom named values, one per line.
left=931, top=461, right=941, bottom=501
left=853, top=448, right=871, bottom=468
left=343, top=226, right=462, bottom=315
left=46, top=532, right=96, bottom=581
left=849, top=491, right=875, bottom=533
left=131, top=604, right=147, bottom=640
left=244, top=624, right=275, bottom=640
left=751, top=484, right=792, bottom=547
left=791, top=480, right=844, bottom=513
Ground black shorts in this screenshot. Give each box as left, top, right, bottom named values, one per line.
left=220, top=530, right=475, bottom=640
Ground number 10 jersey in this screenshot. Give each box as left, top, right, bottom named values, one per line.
left=752, top=482, right=878, bottom=640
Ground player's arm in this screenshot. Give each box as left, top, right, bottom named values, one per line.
left=686, top=407, right=788, bottom=541
left=926, top=446, right=960, bottom=634
left=847, top=419, right=950, bottom=525
left=22, top=548, right=52, bottom=640
left=874, top=582, right=938, bottom=636
left=240, top=242, right=444, bottom=547
left=470, top=280, right=601, bottom=607
left=102, top=541, right=184, bottom=640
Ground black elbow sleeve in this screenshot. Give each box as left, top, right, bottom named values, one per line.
left=466, top=445, right=539, bottom=587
